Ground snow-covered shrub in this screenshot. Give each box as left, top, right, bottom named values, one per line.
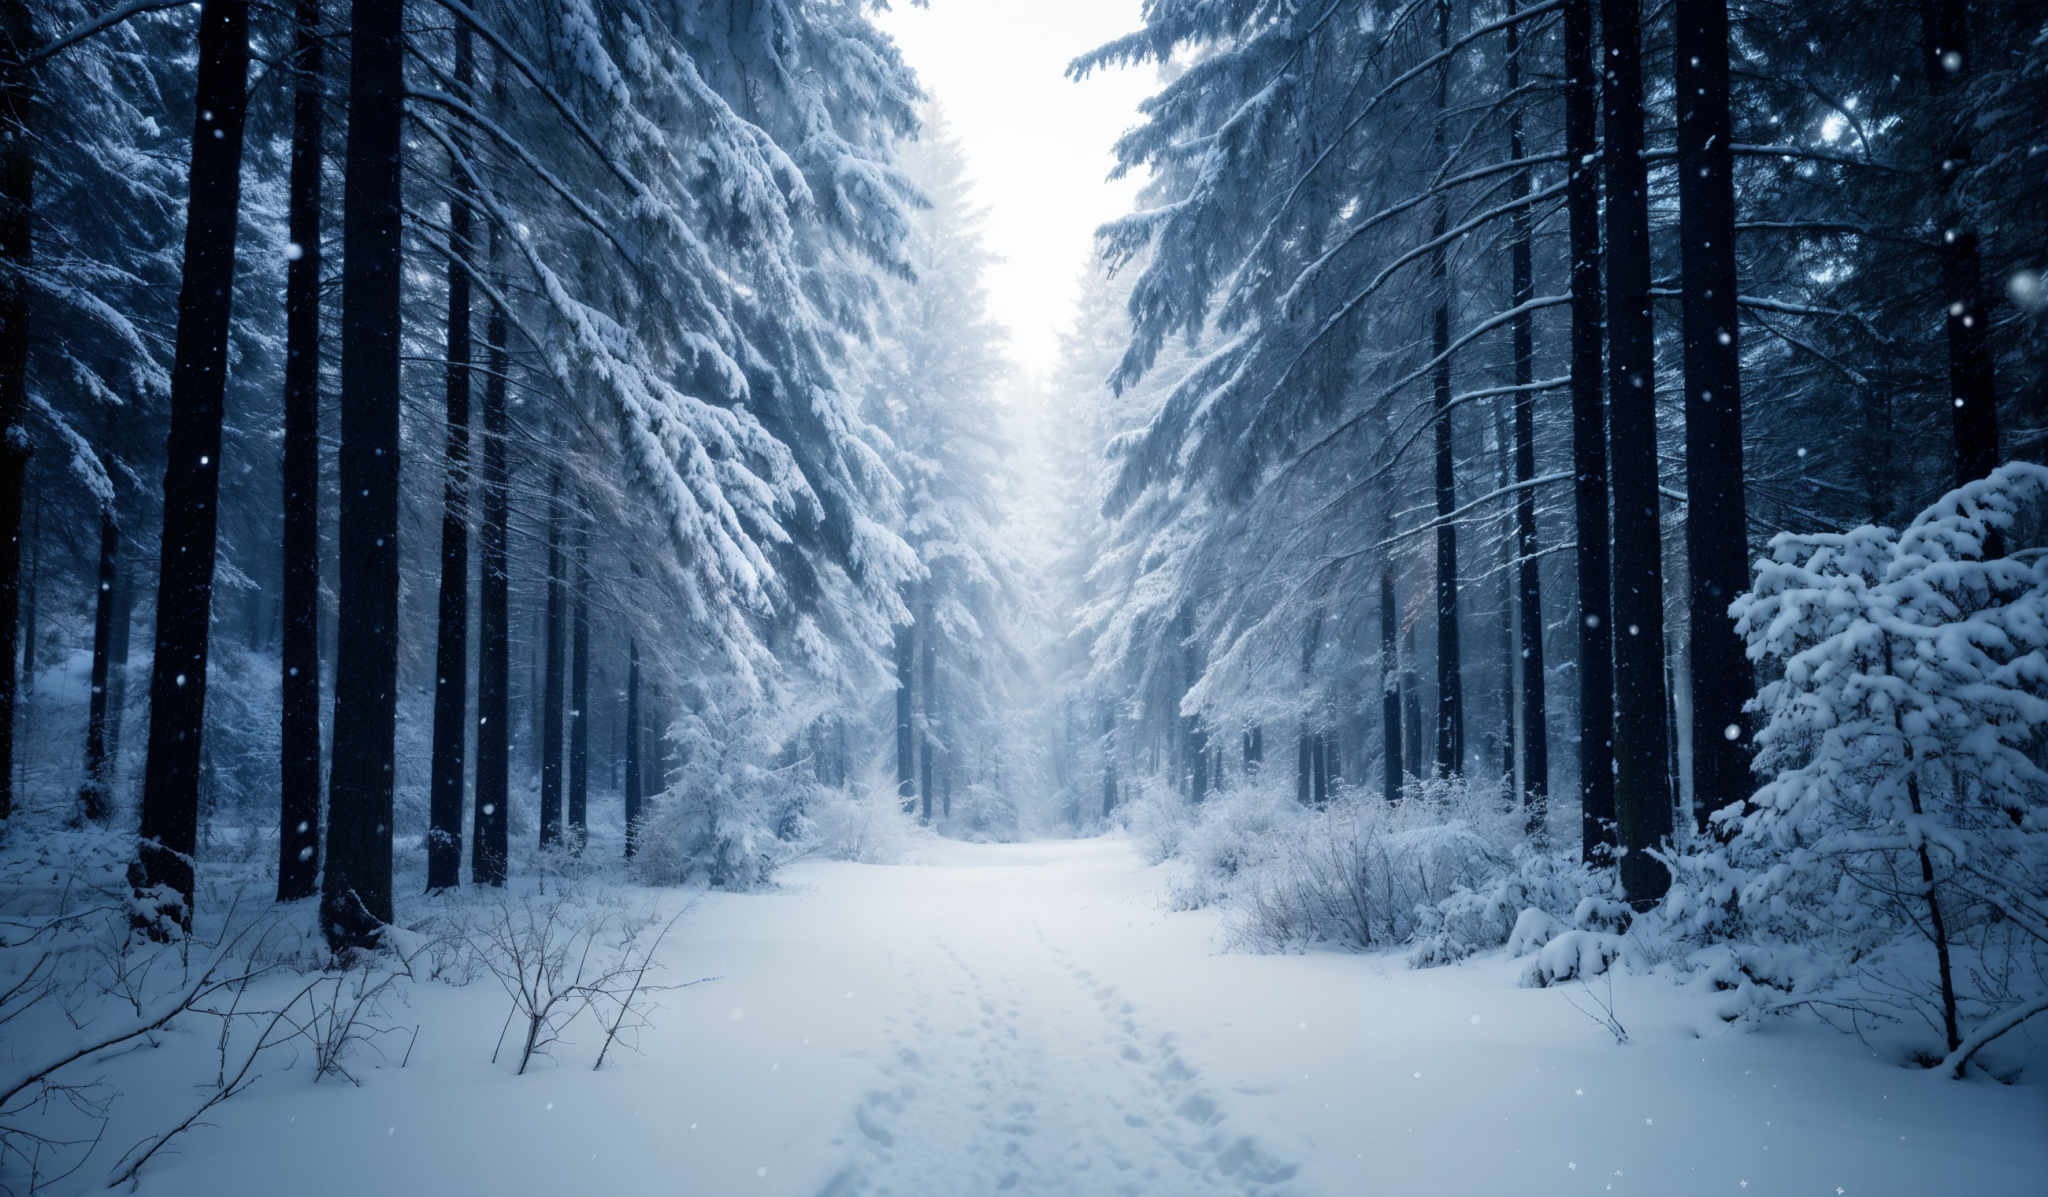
left=629, top=680, right=808, bottom=891
left=805, top=775, right=922, bottom=864
left=1230, top=777, right=1526, bottom=953
left=1709, top=464, right=2048, bottom=1066
left=1688, top=943, right=1829, bottom=1025
left=1410, top=851, right=1615, bottom=968
left=1119, top=776, right=1200, bottom=865
left=1166, top=784, right=1301, bottom=911
left=944, top=779, right=1022, bottom=842
left=1519, top=929, right=1626, bottom=987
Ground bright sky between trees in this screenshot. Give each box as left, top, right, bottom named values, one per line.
left=878, top=0, right=1154, bottom=375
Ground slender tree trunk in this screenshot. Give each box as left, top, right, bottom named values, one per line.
left=1496, top=402, right=1516, bottom=790
left=1600, top=0, right=1673, bottom=907
left=1921, top=0, right=1999, bottom=486
left=79, top=506, right=117, bottom=824
left=538, top=464, right=565, bottom=850
left=1100, top=703, right=1116, bottom=818
left=1565, top=0, right=1613, bottom=865
left=1402, top=626, right=1423, bottom=780
left=106, top=566, right=132, bottom=774
left=918, top=610, right=936, bottom=823
left=471, top=209, right=510, bottom=886
left=1508, top=0, right=1549, bottom=838
left=623, top=641, right=641, bottom=858
left=1310, top=733, right=1327, bottom=806
left=277, top=0, right=325, bottom=903
left=425, top=18, right=474, bottom=890
left=132, top=0, right=252, bottom=931
left=1381, top=572, right=1402, bottom=803
left=1430, top=0, right=1463, bottom=778
left=1184, top=609, right=1207, bottom=804
left=567, top=521, right=589, bottom=846
left=323, top=0, right=405, bottom=951
left=17, top=499, right=32, bottom=702
left=894, top=617, right=915, bottom=812
left=1675, top=0, right=1752, bottom=835
left=0, top=0, right=33, bottom=826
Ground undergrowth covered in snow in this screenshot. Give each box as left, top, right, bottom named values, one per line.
left=1124, top=470, right=2048, bottom=1078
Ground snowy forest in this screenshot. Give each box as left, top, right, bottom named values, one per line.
left=0, top=0, right=2044, bottom=1192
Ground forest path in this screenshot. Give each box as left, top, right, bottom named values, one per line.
left=810, top=838, right=1301, bottom=1196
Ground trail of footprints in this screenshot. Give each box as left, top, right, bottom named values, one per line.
left=1040, top=935, right=1301, bottom=1194
left=819, top=933, right=1300, bottom=1196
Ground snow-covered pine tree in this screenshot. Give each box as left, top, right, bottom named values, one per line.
left=1726, top=462, right=2048, bottom=1067
left=859, top=117, right=1029, bottom=835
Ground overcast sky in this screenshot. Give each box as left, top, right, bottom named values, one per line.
left=876, top=1, right=1154, bottom=375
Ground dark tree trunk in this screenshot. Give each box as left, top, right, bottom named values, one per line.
left=323, top=0, right=404, bottom=951
left=106, top=566, right=132, bottom=772
left=1675, top=0, right=1750, bottom=833
left=1402, top=632, right=1423, bottom=782
left=894, top=619, right=914, bottom=811
left=0, top=0, right=32, bottom=826
left=1496, top=400, right=1516, bottom=791
left=1600, top=0, right=1673, bottom=907
left=471, top=215, right=510, bottom=886
left=1921, top=0, right=1999, bottom=486
left=133, top=0, right=252, bottom=931
left=1100, top=703, right=1116, bottom=818
left=645, top=683, right=663, bottom=801
left=426, top=17, right=474, bottom=890
left=918, top=614, right=935, bottom=823
left=17, top=500, right=32, bottom=700
left=79, top=506, right=117, bottom=823
left=1565, top=0, right=1614, bottom=865
left=278, top=0, right=325, bottom=903
left=1430, top=0, right=1463, bottom=778
left=567, top=522, right=589, bottom=845
left=1381, top=572, right=1402, bottom=804
left=1184, top=610, right=1207, bottom=804
left=1310, top=732, right=1328, bottom=806
left=623, top=640, right=641, bottom=857
left=538, top=465, right=565, bottom=850
left=1508, top=0, right=1549, bottom=839
left=1296, top=728, right=1312, bottom=805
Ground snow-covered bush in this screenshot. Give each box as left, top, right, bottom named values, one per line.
left=1706, top=463, right=2048, bottom=1067
left=1412, top=851, right=1616, bottom=968
left=1166, top=784, right=1301, bottom=911
left=805, top=776, right=923, bottom=864
left=1228, top=777, right=1537, bottom=953
left=1118, top=775, right=1200, bottom=865
left=942, top=779, right=1023, bottom=842
left=629, top=680, right=808, bottom=891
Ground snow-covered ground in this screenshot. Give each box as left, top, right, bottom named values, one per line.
left=97, top=836, right=2048, bottom=1195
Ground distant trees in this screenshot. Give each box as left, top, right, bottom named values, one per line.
left=861, top=121, right=1025, bottom=833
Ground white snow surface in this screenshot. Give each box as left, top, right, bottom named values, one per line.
left=98, top=837, right=2048, bottom=1195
